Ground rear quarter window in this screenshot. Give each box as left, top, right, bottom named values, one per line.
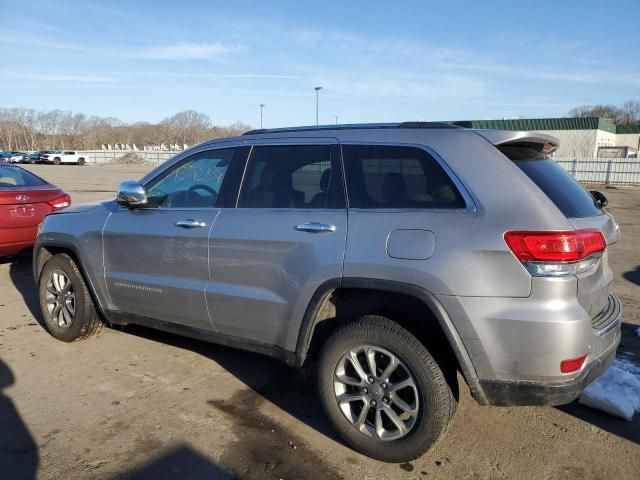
left=514, top=159, right=602, bottom=218
left=0, top=166, right=46, bottom=187
left=342, top=145, right=466, bottom=209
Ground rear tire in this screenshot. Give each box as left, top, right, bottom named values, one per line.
left=318, top=315, right=457, bottom=462
left=53, top=157, right=61, bottom=165
left=77, top=157, right=85, bottom=166
left=38, top=253, right=103, bottom=342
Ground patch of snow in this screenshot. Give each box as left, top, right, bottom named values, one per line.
left=579, top=358, right=640, bottom=421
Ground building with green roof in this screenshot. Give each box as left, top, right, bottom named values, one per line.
left=459, top=117, right=640, bottom=158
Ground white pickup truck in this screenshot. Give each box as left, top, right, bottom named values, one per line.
left=42, top=150, right=86, bottom=165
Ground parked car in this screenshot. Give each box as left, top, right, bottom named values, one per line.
left=41, top=150, right=86, bottom=165
left=0, top=164, right=70, bottom=256
left=24, top=151, right=46, bottom=164
left=9, top=152, right=27, bottom=163
left=33, top=123, right=621, bottom=462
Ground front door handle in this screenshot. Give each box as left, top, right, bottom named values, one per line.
left=175, top=219, right=207, bottom=229
left=295, top=222, right=336, bottom=233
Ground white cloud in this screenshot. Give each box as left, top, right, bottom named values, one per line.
left=138, top=42, right=242, bottom=60
left=21, top=73, right=114, bottom=83
left=121, top=72, right=298, bottom=80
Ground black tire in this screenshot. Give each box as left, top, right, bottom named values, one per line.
left=38, top=253, right=103, bottom=342
left=77, top=157, right=85, bottom=166
left=53, top=157, right=61, bottom=165
left=318, top=316, right=457, bottom=463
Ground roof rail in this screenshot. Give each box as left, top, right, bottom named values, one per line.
left=242, top=121, right=460, bottom=136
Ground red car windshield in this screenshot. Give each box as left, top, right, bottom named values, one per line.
left=0, top=166, right=46, bottom=187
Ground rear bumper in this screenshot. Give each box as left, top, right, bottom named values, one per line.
left=0, top=226, right=38, bottom=256
left=479, top=324, right=620, bottom=406
left=0, top=240, right=34, bottom=256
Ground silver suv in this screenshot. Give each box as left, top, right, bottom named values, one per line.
left=33, top=123, right=622, bottom=462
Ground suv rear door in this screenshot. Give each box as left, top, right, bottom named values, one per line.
left=207, top=139, right=347, bottom=349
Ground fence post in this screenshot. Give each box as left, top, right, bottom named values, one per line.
left=605, top=159, right=612, bottom=185
left=571, top=158, right=577, bottom=176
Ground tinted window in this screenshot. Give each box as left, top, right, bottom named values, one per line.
left=515, top=159, right=602, bottom=218
left=0, top=166, right=46, bottom=187
left=342, top=145, right=465, bottom=209
left=239, top=145, right=342, bottom=208
left=145, top=148, right=237, bottom=208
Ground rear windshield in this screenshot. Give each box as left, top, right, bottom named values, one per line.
left=0, top=166, right=46, bottom=187
left=514, top=159, right=601, bottom=218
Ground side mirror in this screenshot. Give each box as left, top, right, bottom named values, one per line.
left=116, top=181, right=147, bottom=208
left=590, top=190, right=608, bottom=209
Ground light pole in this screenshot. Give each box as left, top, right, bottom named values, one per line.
left=260, top=104, right=265, bottom=128
left=314, top=86, right=323, bottom=125
left=334, top=115, right=338, bottom=125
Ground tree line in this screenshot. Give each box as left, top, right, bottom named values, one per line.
left=568, top=99, right=640, bottom=125
left=0, top=108, right=251, bottom=151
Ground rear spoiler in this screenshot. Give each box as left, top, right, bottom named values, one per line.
left=472, top=130, right=559, bottom=156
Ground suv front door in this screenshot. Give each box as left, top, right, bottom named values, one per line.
left=207, top=140, right=347, bottom=349
left=102, top=146, right=248, bottom=330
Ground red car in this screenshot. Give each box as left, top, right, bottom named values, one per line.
left=0, top=164, right=70, bottom=256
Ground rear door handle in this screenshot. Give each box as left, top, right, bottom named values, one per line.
left=295, top=222, right=336, bottom=233
left=175, top=219, right=207, bottom=229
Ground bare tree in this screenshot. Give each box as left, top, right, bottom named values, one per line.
left=568, top=99, right=640, bottom=124
left=161, top=110, right=212, bottom=146
left=0, top=107, right=251, bottom=151
left=620, top=100, right=640, bottom=125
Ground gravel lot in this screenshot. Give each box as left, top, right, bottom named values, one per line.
left=1, top=164, right=639, bottom=479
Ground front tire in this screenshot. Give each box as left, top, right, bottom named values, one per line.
left=77, top=157, right=85, bottom=166
left=38, top=253, right=103, bottom=342
left=318, top=316, right=457, bottom=462
left=53, top=157, right=61, bottom=165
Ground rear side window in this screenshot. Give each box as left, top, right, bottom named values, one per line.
left=342, top=145, right=465, bottom=209
left=514, top=159, right=602, bottom=218
left=0, top=166, right=46, bottom=187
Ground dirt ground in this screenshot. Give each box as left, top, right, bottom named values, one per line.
left=1, top=164, right=639, bottom=480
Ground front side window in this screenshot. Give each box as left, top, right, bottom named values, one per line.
left=145, top=148, right=237, bottom=208
left=342, top=145, right=466, bottom=209
left=238, top=144, right=342, bottom=208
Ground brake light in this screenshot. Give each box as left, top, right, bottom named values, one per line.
left=47, top=193, right=71, bottom=210
left=504, top=230, right=606, bottom=262
left=504, top=229, right=606, bottom=277
left=560, top=354, right=587, bottom=374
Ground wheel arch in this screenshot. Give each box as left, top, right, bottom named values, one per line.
left=296, top=277, right=488, bottom=405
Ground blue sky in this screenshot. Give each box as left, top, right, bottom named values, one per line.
left=1, top=0, right=639, bottom=128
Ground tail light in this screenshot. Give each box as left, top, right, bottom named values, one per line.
left=504, top=229, right=606, bottom=276
left=47, top=193, right=71, bottom=210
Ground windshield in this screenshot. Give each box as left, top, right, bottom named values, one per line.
left=0, top=166, right=46, bottom=187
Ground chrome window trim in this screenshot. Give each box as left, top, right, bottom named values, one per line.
left=339, top=141, right=477, bottom=213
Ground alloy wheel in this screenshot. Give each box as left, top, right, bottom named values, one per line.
left=45, top=270, right=76, bottom=328
left=333, top=345, right=420, bottom=441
